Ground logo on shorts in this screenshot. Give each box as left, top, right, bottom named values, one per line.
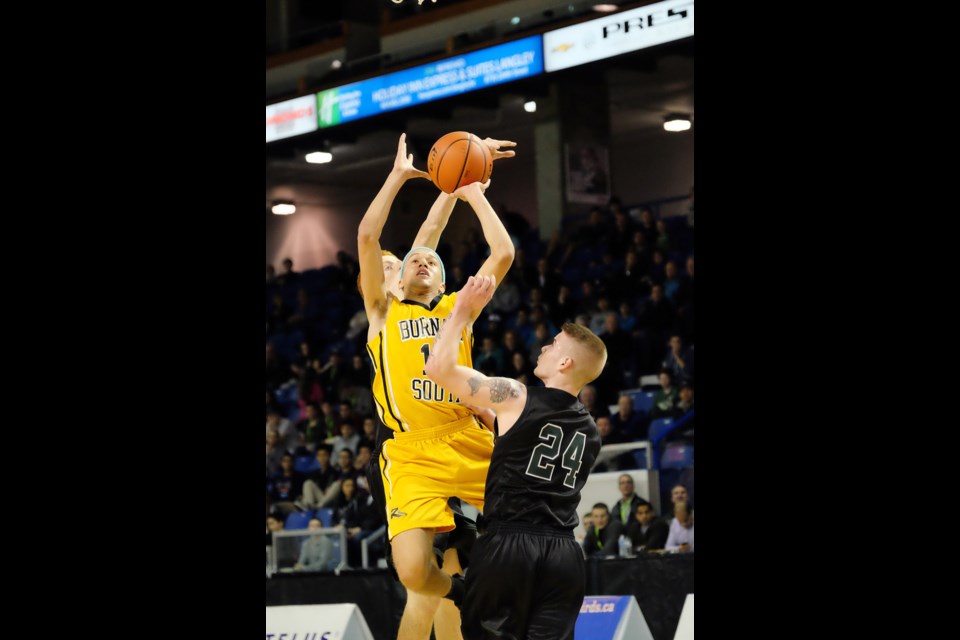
left=391, top=508, right=408, bottom=519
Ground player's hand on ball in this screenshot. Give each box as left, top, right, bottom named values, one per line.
left=452, top=179, right=491, bottom=201
left=393, top=133, right=430, bottom=180
left=482, top=138, right=517, bottom=160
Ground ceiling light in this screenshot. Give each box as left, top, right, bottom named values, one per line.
left=592, top=4, right=619, bottom=12
left=271, top=200, right=296, bottom=215
left=663, top=113, right=692, bottom=132
left=510, top=16, right=520, bottom=25
left=524, top=101, right=537, bottom=113
left=305, top=151, right=333, bottom=164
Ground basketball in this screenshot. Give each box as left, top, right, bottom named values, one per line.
left=427, top=131, right=493, bottom=194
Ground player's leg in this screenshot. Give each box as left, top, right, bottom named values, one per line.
left=460, top=528, right=534, bottom=640
left=398, top=582, right=442, bottom=640
left=391, top=527, right=453, bottom=596
left=524, top=536, right=585, bottom=640
left=433, top=548, right=464, bottom=640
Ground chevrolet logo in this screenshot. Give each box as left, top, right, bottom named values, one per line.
left=552, top=43, right=574, bottom=53
left=391, top=508, right=408, bottom=519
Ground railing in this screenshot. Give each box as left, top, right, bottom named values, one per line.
left=269, top=526, right=350, bottom=576
left=361, top=525, right=386, bottom=569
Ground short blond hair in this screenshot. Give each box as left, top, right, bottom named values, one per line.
left=561, top=322, right=607, bottom=385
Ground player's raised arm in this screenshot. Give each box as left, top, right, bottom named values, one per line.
left=412, top=191, right=458, bottom=250
left=452, top=181, right=515, bottom=322
left=425, top=275, right=527, bottom=427
left=358, top=133, right=430, bottom=319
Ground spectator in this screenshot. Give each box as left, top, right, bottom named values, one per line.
left=267, top=453, right=306, bottom=516
left=618, top=301, right=638, bottom=333
left=301, top=445, right=340, bottom=510
left=331, top=477, right=383, bottom=567
left=293, top=518, right=335, bottom=572
left=647, top=248, right=667, bottom=284
left=267, top=408, right=298, bottom=452
left=651, top=370, right=679, bottom=419
left=662, top=261, right=682, bottom=302
left=266, top=429, right=287, bottom=477
left=596, top=312, right=631, bottom=405
left=266, top=513, right=285, bottom=546
left=475, top=336, right=505, bottom=376
left=337, top=403, right=359, bottom=431
left=612, top=474, right=647, bottom=527
left=611, top=395, right=644, bottom=441
left=494, top=330, right=517, bottom=363
left=488, top=273, right=522, bottom=316
left=655, top=219, right=671, bottom=252
left=334, top=447, right=358, bottom=483
left=275, top=257, right=299, bottom=288
left=530, top=258, right=561, bottom=301
left=296, top=402, right=328, bottom=451
left=661, top=335, right=694, bottom=386
left=357, top=417, right=378, bottom=452
left=353, top=443, right=374, bottom=493
left=625, top=502, right=669, bottom=553
left=582, top=503, right=624, bottom=558
left=665, top=501, right=694, bottom=553
left=611, top=251, right=650, bottom=304
left=664, top=484, right=692, bottom=520
left=318, top=352, right=345, bottom=403
left=331, top=422, right=360, bottom=459
left=578, top=385, right=608, bottom=421
left=635, top=207, right=658, bottom=248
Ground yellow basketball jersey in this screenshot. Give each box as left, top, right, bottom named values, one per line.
left=366, top=293, right=476, bottom=432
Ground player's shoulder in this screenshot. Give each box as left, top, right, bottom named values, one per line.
left=430, top=292, right=457, bottom=314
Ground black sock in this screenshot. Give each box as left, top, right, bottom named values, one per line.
left=444, top=574, right=465, bottom=608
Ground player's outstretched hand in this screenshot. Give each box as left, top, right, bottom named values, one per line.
left=392, top=133, right=430, bottom=180
left=483, top=137, right=517, bottom=161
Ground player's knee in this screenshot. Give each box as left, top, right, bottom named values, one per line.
left=394, top=553, right=431, bottom=591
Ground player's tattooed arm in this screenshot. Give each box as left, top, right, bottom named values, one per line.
left=467, top=376, right=522, bottom=403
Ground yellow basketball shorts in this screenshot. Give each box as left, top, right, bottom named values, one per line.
left=379, top=416, right=494, bottom=540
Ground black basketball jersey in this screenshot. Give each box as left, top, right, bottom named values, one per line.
left=483, top=386, right=600, bottom=529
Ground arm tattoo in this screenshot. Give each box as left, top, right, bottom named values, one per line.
left=467, top=376, right=521, bottom=403
left=488, top=379, right=517, bottom=402
left=468, top=375, right=482, bottom=396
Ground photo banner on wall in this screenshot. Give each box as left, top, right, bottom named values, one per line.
left=565, top=143, right=611, bottom=205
